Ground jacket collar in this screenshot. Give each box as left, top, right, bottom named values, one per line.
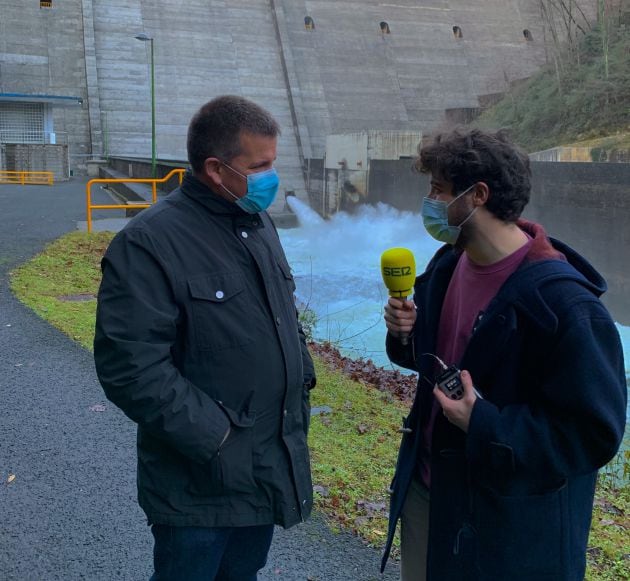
left=180, top=171, right=255, bottom=222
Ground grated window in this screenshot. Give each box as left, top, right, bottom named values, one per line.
left=40, top=0, right=52, bottom=8
left=0, top=102, right=46, bottom=144
left=304, top=16, right=315, bottom=30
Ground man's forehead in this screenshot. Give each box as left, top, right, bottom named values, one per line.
left=237, top=132, right=276, bottom=153
left=430, top=175, right=451, bottom=188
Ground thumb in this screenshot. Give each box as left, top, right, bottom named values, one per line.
left=460, top=370, right=475, bottom=396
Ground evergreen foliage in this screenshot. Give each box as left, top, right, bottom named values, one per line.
left=475, top=15, right=629, bottom=153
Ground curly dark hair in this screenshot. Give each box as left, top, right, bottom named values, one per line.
left=415, top=127, right=531, bottom=222
left=187, top=95, right=280, bottom=172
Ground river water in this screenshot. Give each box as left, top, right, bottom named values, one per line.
left=281, top=198, right=630, bottom=426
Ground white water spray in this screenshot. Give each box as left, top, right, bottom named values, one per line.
left=281, top=198, right=630, bottom=412
left=280, top=198, right=440, bottom=368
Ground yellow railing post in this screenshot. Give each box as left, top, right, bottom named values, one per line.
left=85, top=168, right=185, bottom=233
left=86, top=183, right=92, bottom=233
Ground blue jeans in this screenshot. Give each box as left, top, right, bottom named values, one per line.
left=149, top=524, right=274, bottom=581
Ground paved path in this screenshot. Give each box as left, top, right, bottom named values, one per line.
left=0, top=180, right=400, bottom=580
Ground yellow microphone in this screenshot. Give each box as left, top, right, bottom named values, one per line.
left=381, top=247, right=416, bottom=298
left=381, top=247, right=416, bottom=345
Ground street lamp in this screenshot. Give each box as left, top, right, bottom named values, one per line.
left=135, top=33, right=156, bottom=178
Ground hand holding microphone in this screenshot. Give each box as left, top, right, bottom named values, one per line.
left=380, top=248, right=416, bottom=346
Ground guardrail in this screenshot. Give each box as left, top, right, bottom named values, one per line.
left=86, top=168, right=185, bottom=232
left=0, top=170, right=54, bottom=185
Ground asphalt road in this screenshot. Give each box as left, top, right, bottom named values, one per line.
left=0, top=179, right=400, bottom=580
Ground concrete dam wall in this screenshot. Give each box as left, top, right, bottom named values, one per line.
left=1, top=0, right=596, bottom=211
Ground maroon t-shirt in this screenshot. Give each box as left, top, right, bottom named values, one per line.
left=417, top=238, right=533, bottom=488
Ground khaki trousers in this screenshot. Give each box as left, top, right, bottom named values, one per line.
left=400, top=478, right=430, bottom=581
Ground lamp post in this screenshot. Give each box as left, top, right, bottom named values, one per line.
left=135, top=33, right=156, bottom=178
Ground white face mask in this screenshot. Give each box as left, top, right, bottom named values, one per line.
left=421, top=184, right=477, bottom=245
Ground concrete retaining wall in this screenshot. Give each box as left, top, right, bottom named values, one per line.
left=367, top=159, right=630, bottom=325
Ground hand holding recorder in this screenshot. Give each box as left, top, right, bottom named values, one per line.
left=433, top=368, right=479, bottom=433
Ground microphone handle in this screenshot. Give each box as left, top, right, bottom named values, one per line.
left=399, top=295, right=411, bottom=346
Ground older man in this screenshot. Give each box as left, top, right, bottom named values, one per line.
left=95, top=95, right=315, bottom=580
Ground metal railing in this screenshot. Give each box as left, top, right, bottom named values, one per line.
left=0, top=170, right=54, bottom=185
left=86, top=168, right=185, bottom=232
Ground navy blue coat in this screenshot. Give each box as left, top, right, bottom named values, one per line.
left=381, top=221, right=627, bottom=580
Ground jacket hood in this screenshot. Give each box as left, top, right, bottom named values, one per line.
left=489, top=219, right=609, bottom=335
left=516, top=219, right=607, bottom=298
left=425, top=219, right=609, bottom=336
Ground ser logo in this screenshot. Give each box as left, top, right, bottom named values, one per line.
left=383, top=266, right=412, bottom=277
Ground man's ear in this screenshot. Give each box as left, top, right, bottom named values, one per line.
left=202, top=157, right=223, bottom=187
left=473, top=182, right=490, bottom=206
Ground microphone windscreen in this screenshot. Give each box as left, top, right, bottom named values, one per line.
left=380, top=247, right=416, bottom=298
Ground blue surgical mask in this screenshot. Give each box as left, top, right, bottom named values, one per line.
left=221, top=163, right=279, bottom=213
left=421, top=184, right=476, bottom=245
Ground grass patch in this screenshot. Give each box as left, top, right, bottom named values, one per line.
left=587, top=448, right=630, bottom=580
left=10, top=231, right=112, bottom=349
left=9, top=231, right=629, bottom=575
left=309, top=360, right=407, bottom=548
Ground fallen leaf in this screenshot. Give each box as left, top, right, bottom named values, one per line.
left=7, top=474, right=16, bottom=484
left=308, top=342, right=418, bottom=404
left=357, top=424, right=369, bottom=434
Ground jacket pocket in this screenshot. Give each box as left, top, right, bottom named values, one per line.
left=276, top=257, right=297, bottom=302
left=188, top=272, right=253, bottom=352
left=473, top=481, right=567, bottom=578
left=187, top=407, right=256, bottom=497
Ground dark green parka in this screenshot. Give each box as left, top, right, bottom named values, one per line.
left=94, top=173, right=315, bottom=529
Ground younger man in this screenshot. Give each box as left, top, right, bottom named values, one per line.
left=381, top=128, right=627, bottom=580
